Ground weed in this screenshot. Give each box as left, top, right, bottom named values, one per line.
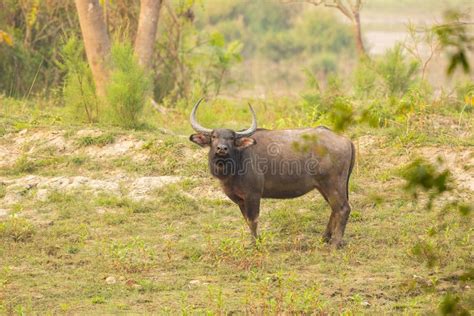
left=91, top=296, right=106, bottom=304
left=9, top=155, right=36, bottom=174
left=0, top=217, right=36, bottom=242
left=0, top=183, right=6, bottom=198
left=77, top=133, right=115, bottom=147
left=110, top=237, right=157, bottom=273
left=69, top=155, right=88, bottom=166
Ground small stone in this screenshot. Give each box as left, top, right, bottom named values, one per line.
left=125, top=279, right=137, bottom=286
left=361, top=301, right=371, bottom=307
left=0, top=209, right=8, bottom=217
left=96, top=208, right=107, bottom=214
left=105, top=276, right=116, bottom=284
left=36, top=189, right=49, bottom=202
left=189, top=280, right=201, bottom=286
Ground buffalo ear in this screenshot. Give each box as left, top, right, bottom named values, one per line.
left=190, top=133, right=210, bottom=147
left=235, top=137, right=256, bottom=150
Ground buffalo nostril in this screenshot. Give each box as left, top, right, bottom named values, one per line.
left=216, top=145, right=229, bottom=155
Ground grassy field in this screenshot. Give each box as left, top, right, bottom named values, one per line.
left=0, top=96, right=473, bottom=314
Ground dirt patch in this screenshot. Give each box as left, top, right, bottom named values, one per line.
left=418, top=146, right=474, bottom=192
left=0, top=175, right=184, bottom=207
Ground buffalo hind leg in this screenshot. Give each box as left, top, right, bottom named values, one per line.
left=328, top=198, right=351, bottom=248
left=315, top=186, right=334, bottom=243
left=322, top=188, right=351, bottom=248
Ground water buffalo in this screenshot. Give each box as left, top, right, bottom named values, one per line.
left=189, top=99, right=355, bottom=247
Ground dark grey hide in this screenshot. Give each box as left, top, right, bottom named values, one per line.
left=189, top=101, right=355, bottom=248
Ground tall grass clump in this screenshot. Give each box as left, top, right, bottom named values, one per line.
left=60, top=36, right=99, bottom=123
left=105, top=42, right=151, bottom=128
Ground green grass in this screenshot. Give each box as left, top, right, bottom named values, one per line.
left=77, top=133, right=116, bottom=147
left=0, top=95, right=472, bottom=314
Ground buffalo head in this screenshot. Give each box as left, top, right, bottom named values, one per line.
left=189, top=98, right=258, bottom=177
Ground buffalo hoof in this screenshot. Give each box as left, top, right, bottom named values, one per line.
left=322, top=233, right=331, bottom=243
left=329, top=239, right=346, bottom=249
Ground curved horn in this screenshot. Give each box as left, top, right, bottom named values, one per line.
left=190, top=98, right=212, bottom=134
left=235, top=103, right=257, bottom=137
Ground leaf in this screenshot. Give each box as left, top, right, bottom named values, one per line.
left=0, top=31, right=13, bottom=46
left=209, top=32, right=225, bottom=48
left=27, top=0, right=40, bottom=28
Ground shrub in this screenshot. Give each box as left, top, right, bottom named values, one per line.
left=377, top=44, right=420, bottom=97
left=60, top=36, right=99, bottom=123
left=354, top=44, right=420, bottom=98
left=105, top=42, right=151, bottom=128
left=353, top=58, right=379, bottom=98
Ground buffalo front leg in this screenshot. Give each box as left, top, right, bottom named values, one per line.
left=322, top=210, right=336, bottom=243
left=243, top=195, right=261, bottom=240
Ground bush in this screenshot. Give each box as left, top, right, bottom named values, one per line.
left=354, top=44, right=420, bottom=98
left=353, top=58, right=379, bottom=98
left=377, top=44, right=420, bottom=97
left=105, top=42, right=151, bottom=128
left=60, top=36, right=99, bottom=123
left=456, top=80, right=474, bottom=106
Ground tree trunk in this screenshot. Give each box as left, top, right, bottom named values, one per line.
left=134, top=0, right=163, bottom=69
left=75, top=0, right=110, bottom=96
left=352, top=11, right=367, bottom=58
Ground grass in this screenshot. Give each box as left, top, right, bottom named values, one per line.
left=0, top=95, right=472, bottom=314
left=77, top=133, right=116, bottom=147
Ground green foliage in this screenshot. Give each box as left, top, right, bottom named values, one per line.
left=355, top=45, right=420, bottom=98
left=439, top=292, right=470, bottom=315
left=60, top=36, right=99, bottom=123
left=411, top=240, right=439, bottom=267
left=378, top=45, right=420, bottom=96
left=353, top=58, right=380, bottom=98
left=401, top=158, right=451, bottom=209
left=105, top=42, right=151, bottom=128
left=327, top=96, right=355, bottom=131
left=401, top=158, right=450, bottom=195
left=456, top=80, right=474, bottom=106
left=0, top=0, right=78, bottom=97
left=203, top=32, right=243, bottom=96
left=206, top=2, right=353, bottom=66
left=433, top=10, right=473, bottom=75
left=153, top=5, right=244, bottom=102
